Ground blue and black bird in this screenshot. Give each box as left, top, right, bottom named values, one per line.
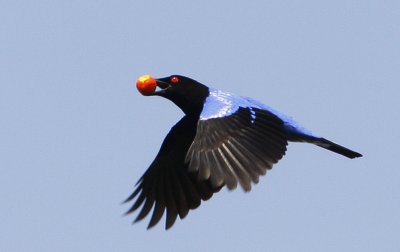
left=126, top=75, right=362, bottom=229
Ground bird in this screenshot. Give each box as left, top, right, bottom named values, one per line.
left=125, top=74, right=362, bottom=230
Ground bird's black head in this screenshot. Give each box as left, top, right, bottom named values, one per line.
left=136, top=75, right=210, bottom=117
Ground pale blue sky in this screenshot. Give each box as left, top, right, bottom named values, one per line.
left=1, top=1, right=399, bottom=251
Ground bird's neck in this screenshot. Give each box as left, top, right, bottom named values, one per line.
left=167, top=85, right=209, bottom=118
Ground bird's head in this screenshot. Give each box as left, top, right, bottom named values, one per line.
left=136, top=75, right=209, bottom=116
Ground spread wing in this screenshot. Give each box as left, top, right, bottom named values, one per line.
left=124, top=116, right=222, bottom=230
left=186, top=99, right=289, bottom=191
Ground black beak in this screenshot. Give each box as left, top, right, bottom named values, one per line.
left=151, top=79, right=171, bottom=95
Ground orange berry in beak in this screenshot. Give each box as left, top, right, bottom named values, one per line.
left=136, top=75, right=157, bottom=96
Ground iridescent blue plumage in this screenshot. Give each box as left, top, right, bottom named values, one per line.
left=201, top=88, right=320, bottom=139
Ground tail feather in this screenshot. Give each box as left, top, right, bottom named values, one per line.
left=313, top=137, right=362, bottom=159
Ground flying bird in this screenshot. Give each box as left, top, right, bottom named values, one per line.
left=125, top=74, right=362, bottom=230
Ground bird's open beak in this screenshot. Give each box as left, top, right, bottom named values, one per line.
left=136, top=75, right=170, bottom=96
left=152, top=79, right=171, bottom=96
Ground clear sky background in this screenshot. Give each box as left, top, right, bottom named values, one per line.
left=1, top=1, right=399, bottom=251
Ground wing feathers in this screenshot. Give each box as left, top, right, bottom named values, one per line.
left=125, top=116, right=221, bottom=229
left=134, top=194, right=155, bottom=223
left=169, top=167, right=189, bottom=219
left=221, top=143, right=252, bottom=191
left=126, top=107, right=288, bottom=229
left=216, top=148, right=238, bottom=190
left=164, top=170, right=178, bottom=229
left=186, top=107, right=288, bottom=191
left=147, top=173, right=166, bottom=229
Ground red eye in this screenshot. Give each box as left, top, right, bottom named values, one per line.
left=170, top=76, right=179, bottom=83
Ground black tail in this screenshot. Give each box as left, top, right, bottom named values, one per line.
left=312, top=138, right=362, bottom=159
